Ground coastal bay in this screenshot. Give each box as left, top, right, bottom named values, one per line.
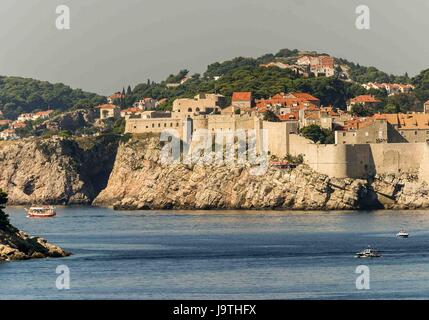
left=3, top=206, right=429, bottom=299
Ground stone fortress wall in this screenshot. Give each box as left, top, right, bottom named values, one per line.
left=126, top=109, right=429, bottom=182
left=288, top=134, right=429, bottom=182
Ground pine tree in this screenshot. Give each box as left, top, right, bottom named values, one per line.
left=127, top=85, right=132, bottom=95
left=0, top=189, right=10, bottom=227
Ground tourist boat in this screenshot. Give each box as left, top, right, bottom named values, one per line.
left=396, top=229, right=409, bottom=238
left=355, top=246, right=381, bottom=258
left=25, top=206, right=56, bottom=218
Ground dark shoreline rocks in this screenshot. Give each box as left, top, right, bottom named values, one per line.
left=0, top=223, right=70, bottom=261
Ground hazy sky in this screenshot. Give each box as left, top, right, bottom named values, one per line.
left=0, top=0, right=428, bottom=95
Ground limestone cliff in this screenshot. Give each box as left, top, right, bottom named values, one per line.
left=0, top=222, right=69, bottom=261
left=94, top=136, right=429, bottom=210
left=0, top=135, right=119, bottom=205
left=2, top=134, right=429, bottom=210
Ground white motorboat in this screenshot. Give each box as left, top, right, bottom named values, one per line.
left=396, top=229, right=409, bottom=238
left=355, top=246, right=381, bottom=258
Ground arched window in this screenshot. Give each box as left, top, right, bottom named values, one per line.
left=196, top=107, right=200, bottom=112
left=188, top=108, right=192, bottom=112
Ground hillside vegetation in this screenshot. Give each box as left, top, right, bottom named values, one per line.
left=0, top=76, right=106, bottom=119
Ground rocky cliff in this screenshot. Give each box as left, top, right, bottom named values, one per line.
left=93, top=136, right=429, bottom=210
left=0, top=135, right=119, bottom=205
left=0, top=222, right=69, bottom=261
left=2, top=135, right=429, bottom=210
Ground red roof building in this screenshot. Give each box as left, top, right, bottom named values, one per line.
left=232, top=92, right=253, bottom=108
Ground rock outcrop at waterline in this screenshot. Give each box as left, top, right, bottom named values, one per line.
left=0, top=135, right=119, bottom=205
left=0, top=223, right=69, bottom=261
left=93, top=135, right=429, bottom=210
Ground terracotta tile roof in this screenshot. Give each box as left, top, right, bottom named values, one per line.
left=122, top=107, right=141, bottom=113
left=0, top=120, right=12, bottom=126
left=11, top=121, right=27, bottom=129
left=342, top=117, right=374, bottom=131
left=109, top=92, right=125, bottom=99
left=349, top=95, right=381, bottom=104
left=287, top=92, right=320, bottom=102
left=278, top=113, right=299, bottom=121
left=35, top=110, right=54, bottom=116
left=232, top=92, right=252, bottom=101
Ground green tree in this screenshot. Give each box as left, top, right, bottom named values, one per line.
left=300, top=125, right=334, bottom=144
left=0, top=189, right=10, bottom=226
left=351, top=103, right=375, bottom=117
left=263, top=110, right=280, bottom=122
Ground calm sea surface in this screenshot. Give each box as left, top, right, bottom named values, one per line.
left=2, top=207, right=429, bottom=299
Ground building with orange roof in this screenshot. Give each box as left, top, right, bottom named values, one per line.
left=347, top=95, right=382, bottom=112
left=97, top=104, right=121, bottom=120
left=362, top=82, right=415, bottom=96
left=296, top=54, right=335, bottom=77
left=335, top=115, right=389, bottom=144
left=0, top=119, right=12, bottom=127
left=10, top=121, right=27, bottom=130
left=107, top=92, right=125, bottom=104
left=232, top=92, right=253, bottom=109
left=121, top=107, right=143, bottom=118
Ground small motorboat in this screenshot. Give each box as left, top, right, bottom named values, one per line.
left=355, top=246, right=381, bottom=258
left=396, top=229, right=409, bottom=238
left=25, top=206, right=56, bottom=218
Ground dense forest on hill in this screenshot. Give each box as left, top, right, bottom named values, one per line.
left=0, top=76, right=106, bottom=119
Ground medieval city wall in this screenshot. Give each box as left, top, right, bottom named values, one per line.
left=288, top=135, right=429, bottom=180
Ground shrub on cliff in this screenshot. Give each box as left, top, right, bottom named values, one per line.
left=0, top=189, right=10, bottom=226
left=300, top=125, right=335, bottom=144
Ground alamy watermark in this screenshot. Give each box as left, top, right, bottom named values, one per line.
left=56, top=5, right=70, bottom=30
left=355, top=265, right=370, bottom=290
left=160, top=128, right=269, bottom=176
left=56, top=265, right=70, bottom=290
left=356, top=5, right=370, bottom=30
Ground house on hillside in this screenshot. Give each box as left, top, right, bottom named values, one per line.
left=347, top=95, right=381, bottom=112
left=97, top=104, right=121, bottom=120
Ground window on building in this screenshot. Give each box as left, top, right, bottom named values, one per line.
left=188, top=108, right=192, bottom=112
left=158, top=123, right=161, bottom=127
left=152, top=124, right=154, bottom=128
